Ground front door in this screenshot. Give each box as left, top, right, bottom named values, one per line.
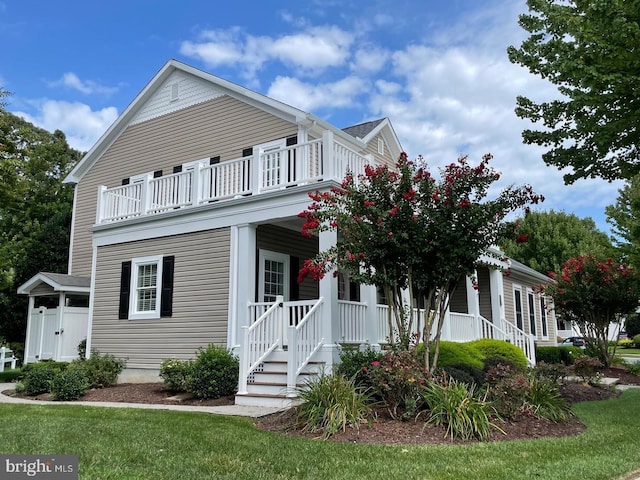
left=258, top=249, right=290, bottom=303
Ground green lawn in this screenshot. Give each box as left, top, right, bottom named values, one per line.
left=1, top=390, right=640, bottom=480
left=617, top=347, right=640, bottom=355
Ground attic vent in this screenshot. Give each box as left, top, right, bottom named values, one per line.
left=377, top=138, right=384, bottom=155
left=170, top=83, right=179, bottom=102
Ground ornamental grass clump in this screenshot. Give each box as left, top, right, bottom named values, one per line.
left=294, top=371, right=372, bottom=439
left=525, top=376, right=572, bottom=422
left=422, top=377, right=500, bottom=441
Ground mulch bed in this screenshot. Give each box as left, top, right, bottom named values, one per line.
left=3, top=365, right=637, bottom=445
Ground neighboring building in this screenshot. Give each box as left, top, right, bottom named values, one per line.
left=18, top=59, right=557, bottom=406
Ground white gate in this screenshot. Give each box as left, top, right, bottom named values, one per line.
left=24, top=306, right=89, bottom=364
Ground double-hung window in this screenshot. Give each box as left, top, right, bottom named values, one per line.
left=119, top=255, right=175, bottom=320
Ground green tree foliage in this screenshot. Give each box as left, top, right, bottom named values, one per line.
left=0, top=100, right=81, bottom=341
left=502, top=210, right=613, bottom=275
left=507, top=0, right=640, bottom=183
left=541, top=255, right=640, bottom=367
left=605, top=176, right=640, bottom=268
left=299, top=153, right=542, bottom=373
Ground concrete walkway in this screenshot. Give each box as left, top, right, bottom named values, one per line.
left=0, top=383, right=282, bottom=418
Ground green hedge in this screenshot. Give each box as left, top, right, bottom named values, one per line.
left=428, top=341, right=485, bottom=370
left=535, top=345, right=583, bottom=365
left=418, top=339, right=528, bottom=372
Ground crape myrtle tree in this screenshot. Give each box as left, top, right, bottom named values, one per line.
left=508, top=0, right=640, bottom=183
left=541, top=255, right=640, bottom=367
left=298, top=153, right=543, bottom=373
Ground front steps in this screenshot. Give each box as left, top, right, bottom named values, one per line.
left=235, top=350, right=325, bottom=408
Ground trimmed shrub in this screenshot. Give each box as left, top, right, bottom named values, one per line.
left=633, top=334, right=640, bottom=347
left=188, top=344, right=239, bottom=399
left=625, top=314, right=640, bottom=339
left=427, top=341, right=484, bottom=370
left=367, top=349, right=427, bottom=419
left=335, top=345, right=383, bottom=389
left=160, top=358, right=193, bottom=393
left=21, top=361, right=68, bottom=374
left=51, top=368, right=88, bottom=401
left=469, top=339, right=528, bottom=371
left=536, top=346, right=582, bottom=365
left=22, top=365, right=61, bottom=395
left=422, top=378, right=498, bottom=441
left=0, top=369, right=22, bottom=382
left=618, top=338, right=634, bottom=349
left=295, top=371, right=371, bottom=439
left=75, top=351, right=126, bottom=388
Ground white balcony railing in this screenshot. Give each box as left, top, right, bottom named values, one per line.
left=97, top=134, right=372, bottom=224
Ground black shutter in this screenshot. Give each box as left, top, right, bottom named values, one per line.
left=160, top=256, right=175, bottom=317
left=286, top=136, right=297, bottom=146
left=210, top=156, right=220, bottom=165
left=173, top=165, right=183, bottom=174
left=242, top=147, right=253, bottom=157
left=290, top=256, right=300, bottom=301
left=122, top=178, right=130, bottom=186
left=119, top=261, right=132, bottom=319
left=153, top=170, right=163, bottom=178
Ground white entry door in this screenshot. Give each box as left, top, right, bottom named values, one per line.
left=258, top=250, right=290, bottom=303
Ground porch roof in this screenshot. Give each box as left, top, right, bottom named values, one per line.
left=17, top=272, right=91, bottom=295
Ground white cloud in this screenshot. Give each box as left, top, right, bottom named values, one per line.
left=49, top=72, right=118, bottom=95
left=179, top=25, right=354, bottom=79
left=267, top=76, right=366, bottom=111
left=351, top=45, right=390, bottom=73
left=14, top=100, right=117, bottom=152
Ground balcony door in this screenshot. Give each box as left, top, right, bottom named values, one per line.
left=258, top=139, right=287, bottom=190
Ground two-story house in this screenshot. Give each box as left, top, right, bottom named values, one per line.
left=18, top=59, right=557, bottom=407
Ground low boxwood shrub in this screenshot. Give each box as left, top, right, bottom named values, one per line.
left=76, top=351, right=126, bottom=388
left=335, top=345, right=383, bottom=388
left=188, top=344, right=239, bottom=399
left=469, top=339, right=528, bottom=371
left=51, top=368, right=88, bottom=401
left=633, top=334, right=640, bottom=347
left=295, top=371, right=371, bottom=439
left=22, top=365, right=61, bottom=395
left=21, top=361, right=68, bottom=374
left=160, top=358, right=193, bottom=393
left=618, top=338, right=634, bottom=349
left=536, top=346, right=582, bottom=365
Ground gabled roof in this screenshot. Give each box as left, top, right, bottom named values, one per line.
left=65, top=59, right=379, bottom=185
left=508, top=258, right=554, bottom=283
left=343, top=117, right=403, bottom=161
left=17, top=272, right=91, bottom=295
left=342, top=119, right=386, bottom=139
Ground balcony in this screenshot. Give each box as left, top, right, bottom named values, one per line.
left=96, top=131, right=373, bottom=224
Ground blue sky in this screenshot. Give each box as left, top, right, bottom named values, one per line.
left=0, top=0, right=623, bottom=232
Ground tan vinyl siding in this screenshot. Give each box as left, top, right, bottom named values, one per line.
left=257, top=224, right=319, bottom=300
left=70, top=96, right=297, bottom=276
left=363, top=133, right=395, bottom=168
left=91, top=228, right=230, bottom=369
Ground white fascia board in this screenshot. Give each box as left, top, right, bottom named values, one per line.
left=17, top=273, right=91, bottom=295
left=90, top=181, right=337, bottom=248
left=361, top=118, right=403, bottom=159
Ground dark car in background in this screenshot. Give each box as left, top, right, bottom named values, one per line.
left=558, top=336, right=587, bottom=348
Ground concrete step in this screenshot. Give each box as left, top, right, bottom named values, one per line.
left=234, top=392, right=300, bottom=408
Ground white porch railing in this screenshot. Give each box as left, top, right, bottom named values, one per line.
left=502, top=319, right=536, bottom=366
left=287, top=298, right=324, bottom=392
left=338, top=300, right=367, bottom=343
left=241, top=297, right=325, bottom=394
left=238, top=296, right=284, bottom=394
left=97, top=136, right=371, bottom=224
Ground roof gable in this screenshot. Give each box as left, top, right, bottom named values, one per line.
left=17, top=272, right=91, bottom=295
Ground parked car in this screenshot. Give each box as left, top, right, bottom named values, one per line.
left=558, top=336, right=587, bottom=348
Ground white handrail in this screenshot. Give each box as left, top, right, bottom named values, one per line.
left=287, top=298, right=324, bottom=392
left=238, top=296, right=283, bottom=394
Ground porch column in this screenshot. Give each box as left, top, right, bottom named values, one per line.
left=466, top=273, right=481, bottom=339
left=228, top=224, right=256, bottom=351
left=23, top=296, right=35, bottom=364
left=362, top=284, right=380, bottom=348
left=318, top=229, right=339, bottom=367
left=489, top=268, right=506, bottom=338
